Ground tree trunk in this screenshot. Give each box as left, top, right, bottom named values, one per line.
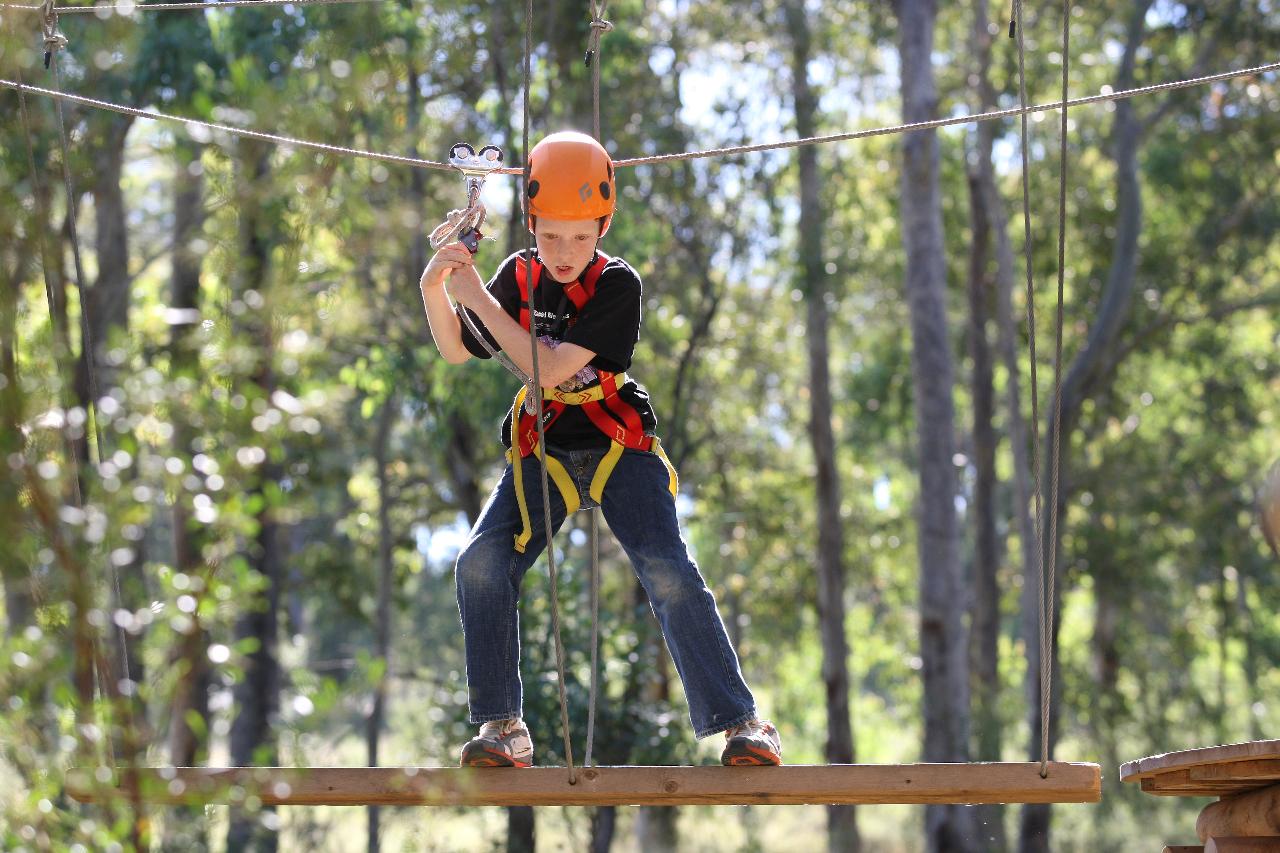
left=1, top=243, right=33, bottom=633
left=484, top=4, right=526, bottom=258
left=896, top=0, right=977, bottom=848
left=966, top=1, right=1007, bottom=848
left=226, top=140, right=282, bottom=853
left=507, top=806, right=536, bottom=853
left=992, top=50, right=1040, bottom=853
left=368, top=393, right=396, bottom=853
left=84, top=108, right=153, bottom=844
left=75, top=111, right=133, bottom=444
left=87, top=114, right=134, bottom=362
left=634, top=568, right=678, bottom=851
left=590, top=806, right=617, bottom=853
left=635, top=806, right=678, bottom=853
left=446, top=410, right=484, bottom=524
left=404, top=57, right=429, bottom=287
left=782, top=2, right=858, bottom=850
left=162, top=139, right=211, bottom=853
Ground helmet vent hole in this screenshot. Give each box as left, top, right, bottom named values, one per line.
left=528, top=180, right=540, bottom=198
left=599, top=182, right=611, bottom=200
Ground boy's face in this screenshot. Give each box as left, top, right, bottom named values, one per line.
left=534, top=216, right=600, bottom=283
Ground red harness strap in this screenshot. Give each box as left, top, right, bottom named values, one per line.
left=513, top=252, right=653, bottom=457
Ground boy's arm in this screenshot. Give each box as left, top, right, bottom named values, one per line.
left=419, top=243, right=474, bottom=364
left=422, top=242, right=594, bottom=385
left=460, top=291, right=595, bottom=388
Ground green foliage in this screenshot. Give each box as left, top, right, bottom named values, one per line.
left=0, top=0, right=1277, bottom=849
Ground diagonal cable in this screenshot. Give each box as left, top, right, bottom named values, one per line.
left=5, top=0, right=387, bottom=13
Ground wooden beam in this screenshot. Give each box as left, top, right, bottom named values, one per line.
left=66, top=762, right=1101, bottom=807
left=1192, top=760, right=1280, bottom=784
left=1123, top=742, right=1280, bottom=799
left=1205, top=839, right=1280, bottom=853
left=1122, top=741, right=1280, bottom=783
left=1141, top=771, right=1264, bottom=798
left=1197, top=785, right=1280, bottom=842
left=1162, top=846, right=1204, bottom=853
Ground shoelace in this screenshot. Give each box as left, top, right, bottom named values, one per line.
left=480, top=718, right=524, bottom=739
left=726, top=719, right=769, bottom=740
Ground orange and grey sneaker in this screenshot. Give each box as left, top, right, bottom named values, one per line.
left=720, top=719, right=782, bottom=766
left=460, top=718, right=534, bottom=767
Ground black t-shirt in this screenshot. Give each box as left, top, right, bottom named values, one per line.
left=457, top=250, right=659, bottom=451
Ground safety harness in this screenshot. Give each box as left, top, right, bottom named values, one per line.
left=508, top=252, right=678, bottom=553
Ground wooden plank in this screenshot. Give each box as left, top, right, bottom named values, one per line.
left=1140, top=768, right=1267, bottom=798
left=1191, top=761, right=1280, bottom=785
left=1134, top=760, right=1280, bottom=799
left=1143, top=782, right=1257, bottom=798
left=1205, top=839, right=1280, bottom=853
left=1162, top=847, right=1204, bottom=853
left=1121, top=741, right=1280, bottom=784
left=65, top=762, right=1102, bottom=807
left=1197, top=785, right=1280, bottom=842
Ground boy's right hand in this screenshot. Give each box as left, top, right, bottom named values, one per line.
left=422, top=242, right=475, bottom=291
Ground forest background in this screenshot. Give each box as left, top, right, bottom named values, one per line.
left=1, top=0, right=1278, bottom=850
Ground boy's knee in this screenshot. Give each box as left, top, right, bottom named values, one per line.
left=644, top=562, right=706, bottom=609
left=455, top=540, right=512, bottom=594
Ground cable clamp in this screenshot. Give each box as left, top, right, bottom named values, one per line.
left=41, top=0, right=68, bottom=68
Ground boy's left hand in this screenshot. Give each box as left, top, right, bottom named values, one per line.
left=439, top=243, right=487, bottom=309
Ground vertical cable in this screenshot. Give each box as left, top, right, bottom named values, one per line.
left=521, top=0, right=578, bottom=784
left=1010, top=0, right=1051, bottom=776
left=1042, top=0, right=1071, bottom=778
left=583, top=0, right=612, bottom=772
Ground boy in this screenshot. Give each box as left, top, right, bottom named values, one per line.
left=419, top=131, right=781, bottom=768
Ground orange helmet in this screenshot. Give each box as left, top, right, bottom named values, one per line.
left=526, top=131, right=616, bottom=236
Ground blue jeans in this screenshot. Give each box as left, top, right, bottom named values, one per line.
left=455, top=445, right=757, bottom=738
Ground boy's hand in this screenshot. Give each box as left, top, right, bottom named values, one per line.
left=422, top=242, right=480, bottom=292
left=442, top=252, right=489, bottom=311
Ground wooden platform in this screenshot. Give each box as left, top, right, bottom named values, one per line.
left=1120, top=740, right=1280, bottom=798
left=66, top=762, right=1101, bottom=807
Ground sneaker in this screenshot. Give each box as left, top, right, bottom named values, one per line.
left=460, top=718, right=534, bottom=768
left=720, top=719, right=782, bottom=766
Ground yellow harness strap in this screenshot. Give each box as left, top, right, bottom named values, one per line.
left=511, top=386, right=580, bottom=554
left=653, top=437, right=680, bottom=497
left=588, top=437, right=678, bottom=504
left=542, top=373, right=627, bottom=406
left=509, top=387, right=678, bottom=553
left=588, top=441, right=625, bottom=505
